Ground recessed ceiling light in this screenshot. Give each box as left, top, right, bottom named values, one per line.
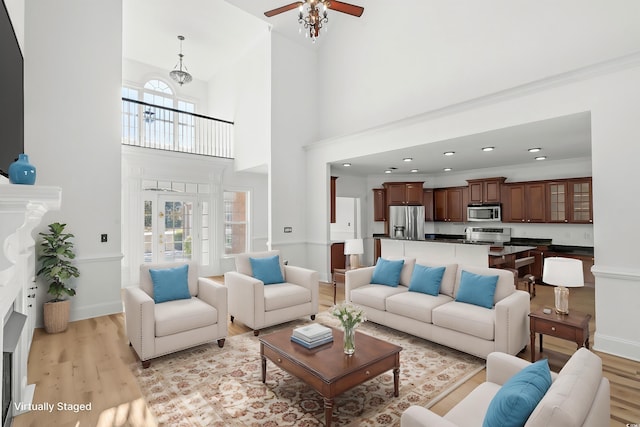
left=443, top=151, right=455, bottom=156
left=528, top=147, right=542, bottom=153
left=443, top=168, right=452, bottom=172
left=403, top=157, right=413, bottom=162
left=384, top=169, right=392, bottom=174
left=410, top=169, right=419, bottom=173
left=481, top=147, right=495, bottom=152
left=535, top=156, right=547, bottom=161
left=342, top=162, right=351, bottom=167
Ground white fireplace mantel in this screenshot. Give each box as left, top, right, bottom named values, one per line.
left=1, top=184, right=61, bottom=421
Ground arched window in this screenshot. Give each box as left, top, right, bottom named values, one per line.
left=122, top=78, right=195, bottom=151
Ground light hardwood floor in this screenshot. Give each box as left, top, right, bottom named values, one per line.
left=13, top=280, right=640, bottom=427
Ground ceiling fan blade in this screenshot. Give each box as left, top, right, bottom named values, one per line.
left=264, top=2, right=302, bottom=17
left=327, top=1, right=364, bottom=17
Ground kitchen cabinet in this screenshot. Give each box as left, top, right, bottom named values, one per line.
left=467, top=177, right=506, bottom=204
left=569, top=178, right=593, bottom=223
left=434, top=187, right=465, bottom=222
left=372, top=188, right=387, bottom=221
left=330, top=242, right=345, bottom=272
left=547, top=181, right=568, bottom=223
left=546, top=177, right=593, bottom=224
left=383, top=182, right=424, bottom=205
left=330, top=176, right=337, bottom=223
left=423, top=189, right=434, bottom=221
left=502, top=182, right=546, bottom=223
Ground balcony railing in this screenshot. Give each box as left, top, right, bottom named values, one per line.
left=121, top=98, right=234, bottom=158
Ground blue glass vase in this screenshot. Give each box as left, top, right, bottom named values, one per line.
left=8, top=154, right=37, bottom=185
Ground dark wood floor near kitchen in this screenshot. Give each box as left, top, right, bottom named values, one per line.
left=13, top=281, right=640, bottom=427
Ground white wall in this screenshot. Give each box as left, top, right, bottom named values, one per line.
left=208, top=34, right=271, bottom=172
left=24, top=0, right=123, bottom=325
left=269, top=32, right=318, bottom=267
left=318, top=0, right=640, bottom=139
left=305, top=59, right=640, bottom=361
left=4, top=0, right=24, bottom=52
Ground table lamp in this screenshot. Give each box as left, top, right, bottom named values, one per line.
left=542, top=257, right=584, bottom=315
left=344, top=238, right=364, bottom=269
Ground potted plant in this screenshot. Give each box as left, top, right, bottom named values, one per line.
left=37, top=222, right=80, bottom=333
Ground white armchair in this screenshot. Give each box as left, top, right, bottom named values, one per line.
left=224, top=250, right=319, bottom=336
left=124, top=261, right=227, bottom=368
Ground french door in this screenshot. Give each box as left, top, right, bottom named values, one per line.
left=144, top=194, right=196, bottom=263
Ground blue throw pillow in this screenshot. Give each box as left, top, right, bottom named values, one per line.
left=455, top=270, right=499, bottom=309
left=483, top=359, right=552, bottom=427
left=370, top=257, right=405, bottom=287
left=408, top=265, right=446, bottom=296
left=250, top=255, right=284, bottom=285
left=149, top=264, right=191, bottom=304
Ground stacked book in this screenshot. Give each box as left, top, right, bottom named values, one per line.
left=291, top=324, right=334, bottom=349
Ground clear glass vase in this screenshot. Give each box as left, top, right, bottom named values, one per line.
left=343, top=326, right=355, bottom=355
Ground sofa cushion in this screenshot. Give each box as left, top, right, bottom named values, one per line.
left=235, top=250, right=285, bottom=278
left=371, top=257, right=405, bottom=287
left=445, top=382, right=502, bottom=426
left=149, top=264, right=191, bottom=304
left=250, top=255, right=284, bottom=285
left=386, top=291, right=453, bottom=323
left=154, top=296, right=217, bottom=337
left=432, top=301, right=495, bottom=340
left=526, top=348, right=603, bottom=427
left=483, top=359, right=552, bottom=427
left=455, top=270, right=499, bottom=309
left=351, top=284, right=407, bottom=311
left=416, top=261, right=458, bottom=297
left=264, top=282, right=311, bottom=311
left=455, top=265, right=515, bottom=304
left=408, top=265, right=446, bottom=296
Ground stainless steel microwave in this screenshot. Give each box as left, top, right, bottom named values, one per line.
left=467, top=204, right=501, bottom=222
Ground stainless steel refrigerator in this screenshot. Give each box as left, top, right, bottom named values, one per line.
left=389, top=205, right=425, bottom=240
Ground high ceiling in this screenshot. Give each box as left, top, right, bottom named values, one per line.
left=123, top=1, right=594, bottom=176
left=330, top=112, right=592, bottom=176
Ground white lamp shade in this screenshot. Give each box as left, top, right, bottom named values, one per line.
left=542, top=257, right=584, bottom=288
left=344, top=238, right=364, bottom=255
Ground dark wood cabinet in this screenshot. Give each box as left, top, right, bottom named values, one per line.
left=372, top=188, right=387, bottom=221
left=383, top=182, right=424, bottom=205
left=467, top=177, right=505, bottom=204
left=568, top=178, right=593, bottom=223
left=434, top=187, right=465, bottom=222
left=503, top=182, right=546, bottom=223
left=330, top=242, right=345, bottom=273
left=423, top=189, right=434, bottom=221
left=330, top=176, right=337, bottom=223
left=546, top=177, right=593, bottom=224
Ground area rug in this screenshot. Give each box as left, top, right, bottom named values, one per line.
left=131, top=312, right=484, bottom=426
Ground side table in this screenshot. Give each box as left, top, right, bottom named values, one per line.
left=529, top=308, right=591, bottom=363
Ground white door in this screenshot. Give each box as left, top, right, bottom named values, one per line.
left=145, top=195, right=196, bottom=263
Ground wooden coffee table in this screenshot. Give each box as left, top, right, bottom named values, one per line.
left=259, top=326, right=402, bottom=427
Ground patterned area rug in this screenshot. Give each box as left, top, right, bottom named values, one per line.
left=131, top=312, right=484, bottom=426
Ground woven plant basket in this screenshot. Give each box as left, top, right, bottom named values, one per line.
left=43, top=299, right=71, bottom=333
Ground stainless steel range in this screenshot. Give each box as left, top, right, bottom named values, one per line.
left=465, top=227, right=511, bottom=244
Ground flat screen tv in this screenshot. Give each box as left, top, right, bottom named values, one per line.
left=0, top=0, right=24, bottom=177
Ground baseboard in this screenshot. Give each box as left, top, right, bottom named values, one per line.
left=593, top=332, right=640, bottom=363
left=34, top=299, right=123, bottom=328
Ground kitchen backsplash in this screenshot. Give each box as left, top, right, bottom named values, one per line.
left=428, top=221, right=594, bottom=246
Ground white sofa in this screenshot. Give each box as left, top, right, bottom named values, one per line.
left=345, top=259, right=530, bottom=358
left=401, top=348, right=610, bottom=427
left=225, top=250, right=319, bottom=335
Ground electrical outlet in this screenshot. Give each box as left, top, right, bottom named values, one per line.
left=101, top=234, right=108, bottom=243
left=284, top=227, right=292, bottom=233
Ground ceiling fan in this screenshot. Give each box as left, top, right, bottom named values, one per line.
left=264, top=1, right=364, bottom=41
